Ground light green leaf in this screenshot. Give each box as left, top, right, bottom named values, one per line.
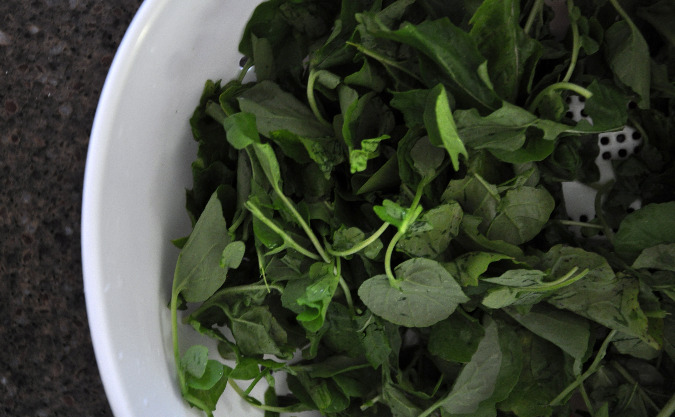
left=424, top=84, right=469, bottom=171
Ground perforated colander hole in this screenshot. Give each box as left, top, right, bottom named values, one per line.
left=580, top=109, right=589, bottom=117
left=618, top=149, right=628, bottom=158
left=600, top=136, right=610, bottom=145
left=579, top=214, right=590, bottom=222
left=632, top=131, right=642, bottom=140
left=239, top=56, right=249, bottom=68
left=602, top=152, right=612, bottom=160
left=617, top=133, right=626, bottom=143
left=627, top=207, right=635, bottom=213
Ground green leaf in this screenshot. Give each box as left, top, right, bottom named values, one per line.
left=373, top=199, right=408, bottom=229
left=397, top=202, right=463, bottom=259
left=186, top=360, right=226, bottom=390
left=632, top=244, right=675, bottom=272
left=375, top=18, right=501, bottom=110
left=173, top=192, right=231, bottom=303
left=230, top=306, right=291, bottom=357
left=543, top=245, right=659, bottom=348
left=438, top=319, right=502, bottom=414
left=358, top=258, right=469, bottom=327
left=296, top=262, right=340, bottom=332
left=238, top=80, right=332, bottom=138
left=443, top=251, right=513, bottom=286
left=468, top=0, right=542, bottom=102
left=429, top=312, right=485, bottom=363
left=485, top=186, right=554, bottom=245
left=605, top=19, right=650, bottom=108
left=506, top=304, right=591, bottom=373
left=220, top=240, right=246, bottom=269
left=614, top=202, right=675, bottom=261
left=349, top=134, right=390, bottom=174
left=424, top=84, right=469, bottom=171
left=251, top=142, right=283, bottom=192
left=181, top=345, right=210, bottom=379
left=222, top=112, right=261, bottom=150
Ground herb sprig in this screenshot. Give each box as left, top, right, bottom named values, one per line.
left=170, top=0, right=675, bottom=416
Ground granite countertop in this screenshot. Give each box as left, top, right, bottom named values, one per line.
left=1, top=1, right=143, bottom=415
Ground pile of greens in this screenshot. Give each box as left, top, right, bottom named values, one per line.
left=168, top=0, right=675, bottom=416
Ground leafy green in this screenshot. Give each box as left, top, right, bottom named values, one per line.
left=358, top=258, right=468, bottom=327
left=169, top=1, right=675, bottom=416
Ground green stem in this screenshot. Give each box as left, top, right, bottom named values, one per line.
left=562, top=0, right=580, bottom=83
left=553, top=220, right=605, bottom=230
left=245, top=200, right=322, bottom=261
left=306, top=69, right=332, bottom=127
left=417, top=395, right=445, bottom=417
left=228, top=379, right=311, bottom=413
left=383, top=177, right=428, bottom=288
left=346, top=41, right=423, bottom=83
left=656, top=392, right=675, bottom=417
left=384, top=229, right=405, bottom=289
left=550, top=329, right=618, bottom=406
left=578, top=382, right=595, bottom=417
left=328, top=222, right=390, bottom=257
left=255, top=243, right=271, bottom=292
left=608, top=0, right=638, bottom=30
left=170, top=291, right=186, bottom=392
left=523, top=0, right=546, bottom=35
left=205, top=101, right=227, bottom=124
left=213, top=283, right=284, bottom=297
left=611, top=361, right=660, bottom=412
left=528, top=82, right=593, bottom=113
left=245, top=369, right=268, bottom=395
left=360, top=394, right=381, bottom=411
left=521, top=266, right=587, bottom=292
left=275, top=192, right=332, bottom=263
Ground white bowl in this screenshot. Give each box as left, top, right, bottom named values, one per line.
left=82, top=1, right=262, bottom=415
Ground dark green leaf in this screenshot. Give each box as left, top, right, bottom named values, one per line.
left=358, top=258, right=469, bottom=327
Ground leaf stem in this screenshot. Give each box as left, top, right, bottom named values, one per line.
left=346, top=41, right=423, bottom=83
left=611, top=360, right=660, bottom=412
left=562, top=0, right=580, bottom=83
left=578, top=382, right=595, bottom=417
left=275, top=192, right=332, bottom=264
left=607, top=0, right=638, bottom=30
left=306, top=69, right=332, bottom=127
left=528, top=82, right=593, bottom=113
left=656, top=392, right=675, bottom=417
left=228, top=378, right=312, bottom=413
left=383, top=178, right=428, bottom=288
left=553, top=220, right=605, bottom=229
left=328, top=222, right=390, bottom=257
left=523, top=0, right=546, bottom=35
left=170, top=291, right=186, bottom=392
left=550, top=329, right=618, bottom=406
left=245, top=200, right=322, bottom=261
left=417, top=395, right=444, bottom=417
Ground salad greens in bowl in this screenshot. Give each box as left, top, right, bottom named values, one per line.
left=84, top=0, right=675, bottom=416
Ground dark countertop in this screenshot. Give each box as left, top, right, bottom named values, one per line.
left=1, top=1, right=143, bottom=415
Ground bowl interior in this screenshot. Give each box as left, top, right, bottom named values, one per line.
left=82, top=0, right=261, bottom=415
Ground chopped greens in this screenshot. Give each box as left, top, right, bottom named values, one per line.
left=170, top=0, right=675, bottom=416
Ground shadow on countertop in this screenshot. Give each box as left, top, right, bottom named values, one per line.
left=1, top=1, right=143, bottom=415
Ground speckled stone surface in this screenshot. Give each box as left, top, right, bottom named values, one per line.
left=0, top=1, right=143, bottom=415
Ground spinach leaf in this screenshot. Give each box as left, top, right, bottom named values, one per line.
left=358, top=258, right=469, bottom=327
left=423, top=84, right=469, bottom=170
left=172, top=191, right=231, bottom=303
left=614, top=202, right=675, bottom=261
